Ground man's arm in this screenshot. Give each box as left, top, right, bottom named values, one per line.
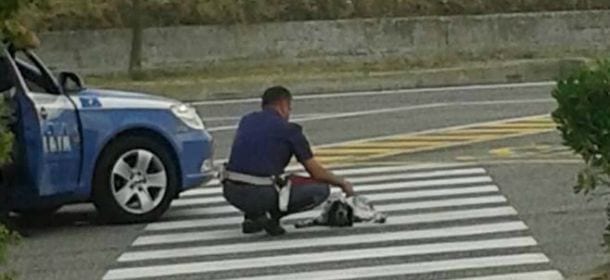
left=301, top=157, right=354, bottom=197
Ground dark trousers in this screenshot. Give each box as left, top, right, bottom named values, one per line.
left=223, top=176, right=330, bottom=220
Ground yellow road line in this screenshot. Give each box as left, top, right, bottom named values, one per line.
left=508, top=118, right=553, bottom=124
left=546, top=150, right=577, bottom=157
left=456, top=159, right=582, bottom=165
left=382, top=135, right=492, bottom=141
left=315, top=156, right=354, bottom=161
left=315, top=148, right=398, bottom=155
left=335, top=141, right=452, bottom=148
left=492, top=123, right=556, bottom=129
left=316, top=157, right=355, bottom=165
left=441, top=128, right=549, bottom=134
left=313, top=114, right=557, bottom=165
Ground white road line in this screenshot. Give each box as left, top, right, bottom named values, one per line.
left=144, top=207, right=515, bottom=245
left=221, top=254, right=553, bottom=280
left=104, top=237, right=537, bottom=279
left=106, top=162, right=562, bottom=280
left=204, top=113, right=331, bottom=122
left=203, top=160, right=465, bottom=174
left=138, top=207, right=515, bottom=246
left=349, top=167, right=487, bottom=184
left=171, top=183, right=498, bottom=208
left=190, top=81, right=554, bottom=106
left=354, top=176, right=493, bottom=192
left=449, top=271, right=564, bottom=280
left=146, top=204, right=513, bottom=231
left=327, top=162, right=471, bottom=175
left=122, top=221, right=528, bottom=261
left=165, top=195, right=507, bottom=218
left=180, top=165, right=472, bottom=197
left=207, top=103, right=447, bottom=132
left=183, top=174, right=491, bottom=200
left=288, top=194, right=505, bottom=219
left=206, top=99, right=552, bottom=132
left=180, top=185, right=221, bottom=197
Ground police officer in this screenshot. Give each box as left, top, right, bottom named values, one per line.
left=222, top=86, right=355, bottom=236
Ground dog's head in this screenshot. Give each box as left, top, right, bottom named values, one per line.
left=327, top=200, right=354, bottom=227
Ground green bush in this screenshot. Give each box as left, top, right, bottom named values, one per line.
left=1, top=0, right=39, bottom=277
left=0, top=60, right=16, bottom=280
left=551, top=60, right=610, bottom=243
left=552, top=61, right=610, bottom=194
left=0, top=226, right=19, bottom=280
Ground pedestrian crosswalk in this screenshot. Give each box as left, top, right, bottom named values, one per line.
left=103, top=163, right=564, bottom=280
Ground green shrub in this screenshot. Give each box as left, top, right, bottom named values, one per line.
left=0, top=226, right=19, bottom=280
left=551, top=60, right=610, bottom=243
left=552, top=61, right=610, bottom=194
left=1, top=0, right=40, bottom=277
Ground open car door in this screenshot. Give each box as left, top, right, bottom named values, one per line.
left=2, top=45, right=82, bottom=203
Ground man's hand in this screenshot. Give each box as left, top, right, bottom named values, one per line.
left=303, top=157, right=355, bottom=196
left=340, top=180, right=355, bottom=197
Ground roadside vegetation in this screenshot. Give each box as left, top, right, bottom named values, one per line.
left=0, top=0, right=42, bottom=278
left=552, top=61, right=610, bottom=245
left=12, top=0, right=608, bottom=80
left=16, top=0, right=610, bottom=31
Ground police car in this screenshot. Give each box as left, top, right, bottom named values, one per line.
left=0, top=43, right=214, bottom=223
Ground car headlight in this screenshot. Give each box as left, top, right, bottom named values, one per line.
left=171, top=104, right=205, bottom=130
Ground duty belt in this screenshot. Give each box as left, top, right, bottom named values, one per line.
left=219, top=168, right=292, bottom=212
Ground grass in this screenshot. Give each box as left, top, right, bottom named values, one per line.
left=83, top=49, right=595, bottom=101
left=85, top=52, right=475, bottom=98
left=19, top=0, right=610, bottom=31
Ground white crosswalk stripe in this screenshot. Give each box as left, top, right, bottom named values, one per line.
left=165, top=195, right=507, bottom=218
left=103, top=164, right=563, bottom=280
left=221, top=256, right=562, bottom=280
left=171, top=178, right=496, bottom=207
left=180, top=166, right=486, bottom=197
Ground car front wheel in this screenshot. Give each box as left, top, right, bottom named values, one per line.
left=93, top=136, right=178, bottom=224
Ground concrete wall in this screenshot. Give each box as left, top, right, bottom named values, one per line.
left=36, top=10, right=610, bottom=74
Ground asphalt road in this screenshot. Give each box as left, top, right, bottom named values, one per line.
left=6, top=82, right=605, bottom=280
left=195, top=82, right=555, bottom=159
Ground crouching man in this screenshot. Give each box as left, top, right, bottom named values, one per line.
left=222, top=86, right=354, bottom=236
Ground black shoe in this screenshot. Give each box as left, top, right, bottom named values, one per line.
left=258, top=216, right=286, bottom=236
left=242, top=219, right=264, bottom=234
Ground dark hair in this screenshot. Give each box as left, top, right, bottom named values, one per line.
left=262, top=86, right=292, bottom=107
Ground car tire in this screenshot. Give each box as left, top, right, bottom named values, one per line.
left=93, top=135, right=178, bottom=224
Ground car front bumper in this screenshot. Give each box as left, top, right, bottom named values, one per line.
left=176, top=129, right=215, bottom=191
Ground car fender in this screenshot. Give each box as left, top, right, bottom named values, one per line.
left=74, top=108, right=182, bottom=199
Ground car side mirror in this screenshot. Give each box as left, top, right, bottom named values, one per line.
left=59, top=71, right=84, bottom=93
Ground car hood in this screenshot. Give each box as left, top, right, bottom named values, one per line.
left=75, top=88, right=179, bottom=109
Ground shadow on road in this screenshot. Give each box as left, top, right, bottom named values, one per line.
left=8, top=204, right=123, bottom=237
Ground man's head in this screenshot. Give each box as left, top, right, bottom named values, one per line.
left=262, top=86, right=292, bottom=120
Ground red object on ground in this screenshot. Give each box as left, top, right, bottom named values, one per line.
left=290, top=175, right=322, bottom=186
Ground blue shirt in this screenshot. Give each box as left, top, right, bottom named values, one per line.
left=227, top=108, right=314, bottom=176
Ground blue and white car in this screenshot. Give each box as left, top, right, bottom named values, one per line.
left=1, top=44, right=214, bottom=223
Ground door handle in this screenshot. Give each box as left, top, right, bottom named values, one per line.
left=40, top=107, right=48, bottom=120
